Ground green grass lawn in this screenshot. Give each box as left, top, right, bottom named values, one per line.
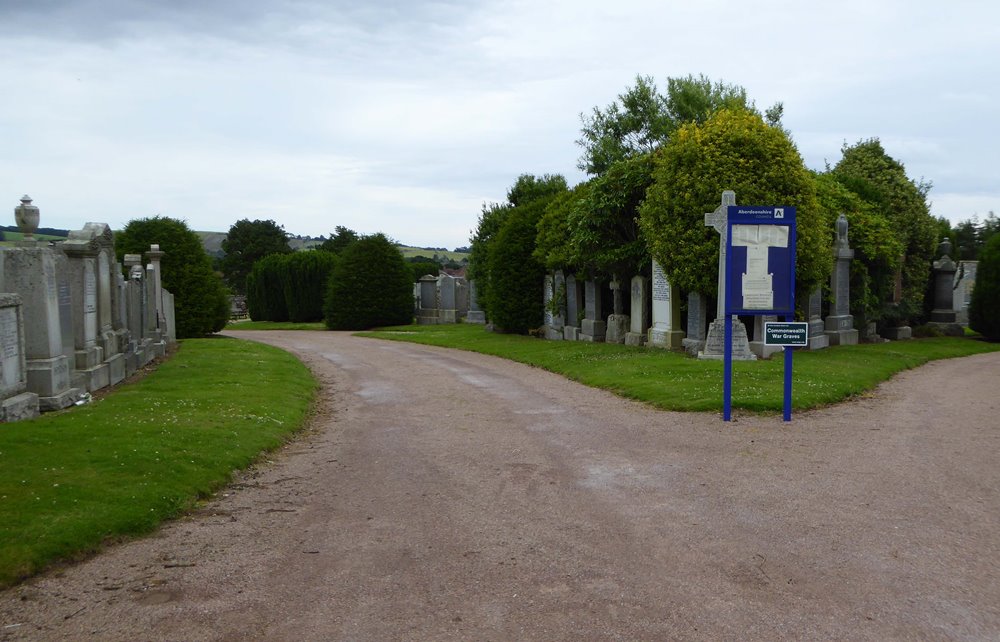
left=0, top=337, right=316, bottom=588
left=224, top=320, right=326, bottom=331
left=360, top=324, right=1000, bottom=413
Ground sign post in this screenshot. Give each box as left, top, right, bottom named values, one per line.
left=723, top=206, right=798, bottom=421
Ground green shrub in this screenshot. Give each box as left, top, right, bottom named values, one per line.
left=115, top=216, right=229, bottom=338
left=969, top=233, right=1000, bottom=341
left=247, top=254, right=289, bottom=322
left=324, top=233, right=414, bottom=330
left=485, top=199, right=547, bottom=333
left=282, top=250, right=339, bottom=322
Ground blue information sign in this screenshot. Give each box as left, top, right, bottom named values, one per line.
left=722, top=206, right=798, bottom=422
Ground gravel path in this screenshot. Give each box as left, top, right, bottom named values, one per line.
left=2, top=331, right=999, bottom=641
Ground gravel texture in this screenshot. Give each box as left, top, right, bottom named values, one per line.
left=2, top=331, right=999, bottom=641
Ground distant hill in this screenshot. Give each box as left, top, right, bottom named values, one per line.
left=195, top=231, right=468, bottom=263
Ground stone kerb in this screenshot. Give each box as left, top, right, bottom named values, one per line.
left=0, top=294, right=40, bottom=422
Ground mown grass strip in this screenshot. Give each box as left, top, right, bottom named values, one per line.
left=360, top=324, right=1000, bottom=412
left=224, top=320, right=326, bottom=331
left=0, top=337, right=316, bottom=588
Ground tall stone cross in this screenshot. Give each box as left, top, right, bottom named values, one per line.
left=704, top=190, right=736, bottom=321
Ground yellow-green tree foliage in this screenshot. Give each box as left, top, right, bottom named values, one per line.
left=639, top=109, right=829, bottom=309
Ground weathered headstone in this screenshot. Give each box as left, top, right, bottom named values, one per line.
left=953, top=261, right=977, bottom=325
left=699, top=191, right=756, bottom=360
left=580, top=279, right=606, bottom=342
left=0, top=246, right=79, bottom=410
left=648, top=260, right=684, bottom=349
left=682, top=292, right=707, bottom=356
left=605, top=278, right=629, bottom=344
left=927, top=238, right=964, bottom=336
left=624, top=275, right=649, bottom=346
left=544, top=272, right=565, bottom=340
left=563, top=273, right=581, bottom=340
left=455, top=278, right=469, bottom=319
left=466, top=280, right=485, bottom=324
left=824, top=213, right=859, bottom=346
left=806, top=287, right=829, bottom=350
left=416, top=274, right=439, bottom=324
left=439, top=274, right=458, bottom=323
left=0, top=295, right=40, bottom=421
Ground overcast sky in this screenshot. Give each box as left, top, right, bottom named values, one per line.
left=2, top=0, right=998, bottom=250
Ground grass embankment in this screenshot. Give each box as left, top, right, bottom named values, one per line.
left=361, top=324, right=1000, bottom=412
left=0, top=337, right=316, bottom=588
left=225, top=320, right=326, bottom=331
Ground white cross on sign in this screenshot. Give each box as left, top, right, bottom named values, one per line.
left=731, top=224, right=789, bottom=309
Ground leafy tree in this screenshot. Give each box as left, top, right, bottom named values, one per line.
left=408, top=259, right=441, bottom=282
left=246, top=254, right=289, bottom=322
left=534, top=184, right=589, bottom=271
left=221, top=219, right=291, bottom=294
left=812, top=172, right=903, bottom=328
left=485, top=199, right=549, bottom=333
left=576, top=74, right=778, bottom=176
left=324, top=233, right=413, bottom=330
left=639, top=108, right=830, bottom=313
left=831, top=139, right=938, bottom=324
left=969, top=232, right=1000, bottom=340
left=507, top=173, right=568, bottom=207
left=571, top=153, right=654, bottom=278
left=115, top=216, right=229, bottom=337
left=281, top=250, right=340, bottom=322
left=320, top=226, right=359, bottom=255
left=467, top=201, right=511, bottom=317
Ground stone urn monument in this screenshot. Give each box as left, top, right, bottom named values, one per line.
left=14, top=195, right=40, bottom=241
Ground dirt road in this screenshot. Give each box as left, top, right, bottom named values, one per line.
left=3, top=331, right=999, bottom=641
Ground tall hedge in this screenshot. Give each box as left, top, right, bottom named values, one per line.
left=969, top=233, right=1000, bottom=341
left=324, top=233, right=413, bottom=330
left=282, top=250, right=339, bottom=322
left=115, top=216, right=229, bottom=338
left=485, top=199, right=547, bottom=334
left=247, top=254, right=289, bottom=322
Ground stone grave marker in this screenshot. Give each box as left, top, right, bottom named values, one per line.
left=648, top=260, right=684, bottom=349
left=624, top=275, right=649, bottom=346
left=580, top=279, right=606, bottom=342
left=682, top=292, right=707, bottom=356
left=824, top=213, right=859, bottom=346
left=806, top=287, right=829, bottom=350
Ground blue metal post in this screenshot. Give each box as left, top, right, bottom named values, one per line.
left=783, top=314, right=793, bottom=421
left=724, top=314, right=733, bottom=421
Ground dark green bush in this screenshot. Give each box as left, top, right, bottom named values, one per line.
left=282, top=250, right=339, bottom=322
left=324, top=233, right=414, bottom=330
left=969, top=233, right=1000, bottom=341
left=247, top=254, right=289, bottom=322
left=115, top=216, right=229, bottom=338
left=484, top=199, right=547, bottom=334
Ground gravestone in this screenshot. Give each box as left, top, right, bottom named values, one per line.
left=123, top=254, right=146, bottom=372
left=563, top=273, right=582, bottom=340
left=466, top=280, right=486, bottom=324
left=682, top=292, right=707, bottom=356
left=438, top=274, right=458, bottom=323
left=749, top=315, right=782, bottom=359
left=824, top=213, right=859, bottom=346
left=624, top=275, right=649, bottom=346
left=953, top=261, right=977, bottom=325
left=699, top=191, right=756, bottom=360
left=0, top=246, right=79, bottom=410
left=580, top=279, right=606, bottom=342
left=648, top=260, right=684, bottom=349
left=416, top=274, right=439, bottom=324
left=0, top=294, right=40, bottom=422
left=806, top=287, right=829, bottom=350
left=927, top=238, right=964, bottom=336
left=455, top=278, right=469, bottom=319
left=544, top=272, right=565, bottom=340
left=605, top=278, right=629, bottom=344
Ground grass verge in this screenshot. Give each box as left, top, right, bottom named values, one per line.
left=224, top=320, right=326, bottom=331
left=0, top=337, right=316, bottom=588
left=360, top=324, right=1000, bottom=413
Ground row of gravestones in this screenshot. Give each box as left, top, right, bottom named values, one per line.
left=415, top=274, right=486, bottom=324
left=0, top=197, right=176, bottom=422
left=538, top=191, right=966, bottom=357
